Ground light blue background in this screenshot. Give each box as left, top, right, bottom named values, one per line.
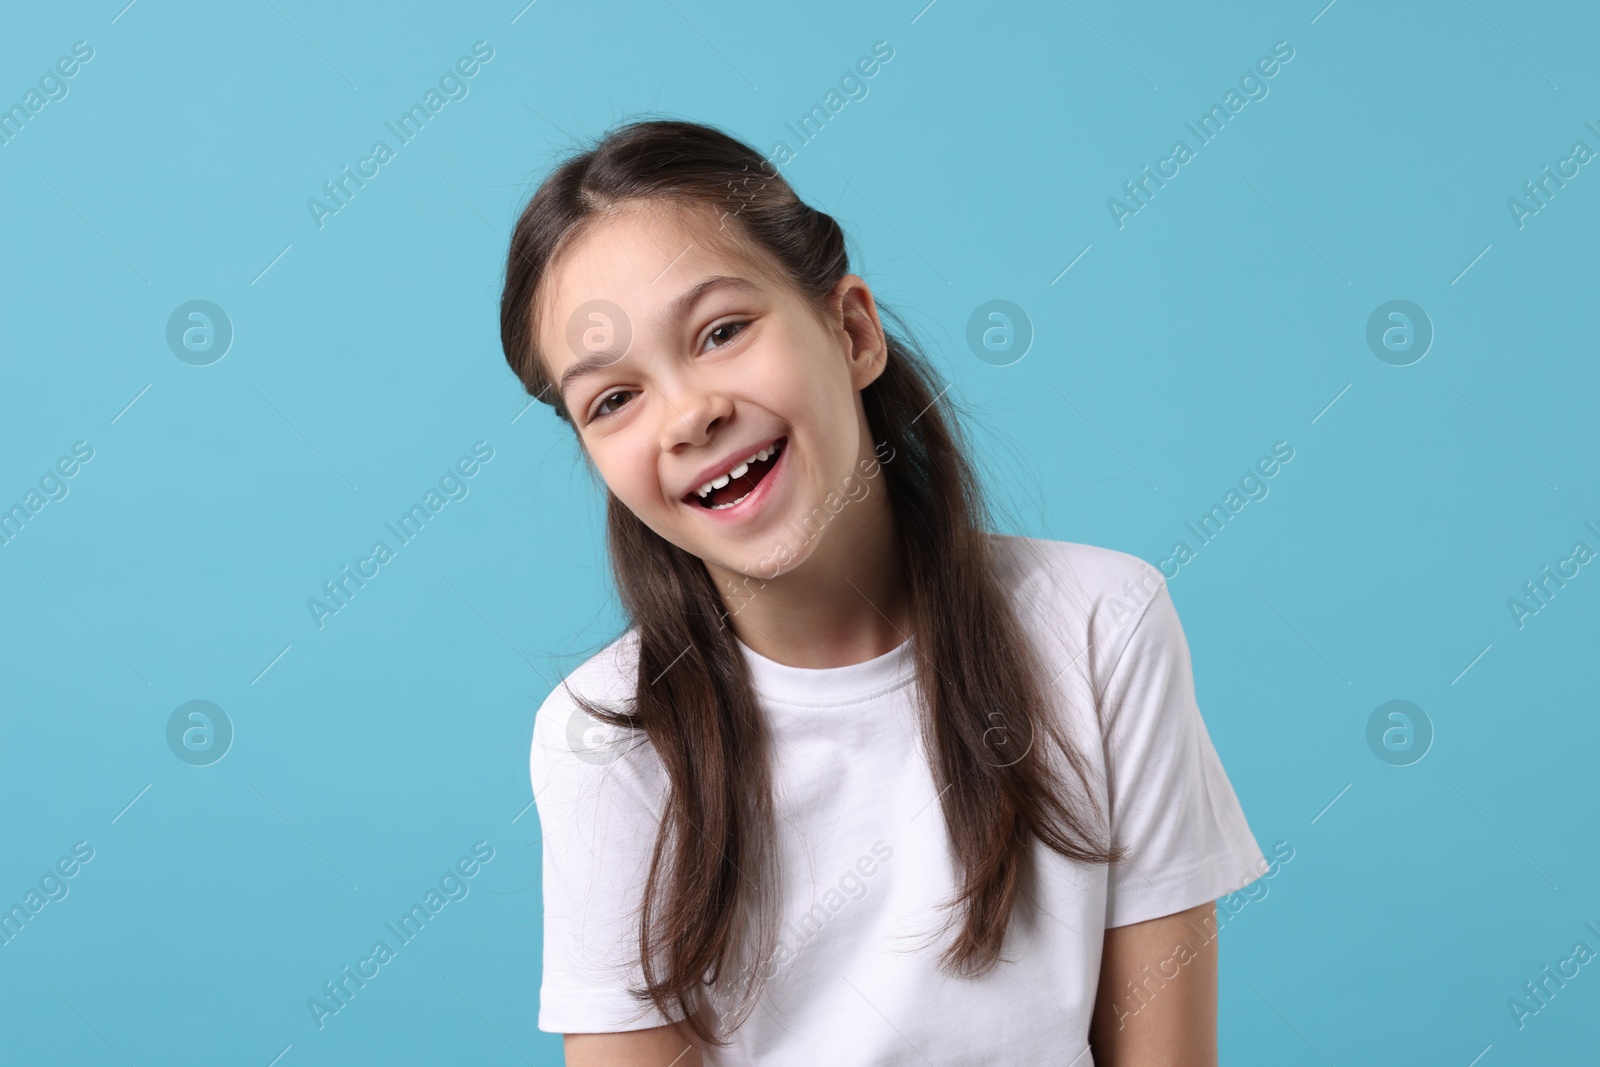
left=2, top=0, right=1597, bottom=1063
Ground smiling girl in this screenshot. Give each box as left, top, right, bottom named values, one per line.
left=501, top=119, right=1267, bottom=1066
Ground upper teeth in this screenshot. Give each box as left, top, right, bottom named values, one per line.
left=695, top=441, right=781, bottom=498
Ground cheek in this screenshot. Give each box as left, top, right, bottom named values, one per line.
left=801, top=367, right=862, bottom=446
left=761, top=341, right=847, bottom=430
left=597, top=438, right=667, bottom=510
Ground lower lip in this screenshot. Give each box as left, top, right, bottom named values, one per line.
left=686, top=440, right=788, bottom=525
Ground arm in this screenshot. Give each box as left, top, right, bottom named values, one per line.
left=564, top=1016, right=705, bottom=1067
left=1088, top=901, right=1218, bottom=1067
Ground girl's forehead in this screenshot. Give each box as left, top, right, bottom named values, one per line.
left=532, top=201, right=797, bottom=388
left=552, top=202, right=771, bottom=296
left=538, top=204, right=783, bottom=334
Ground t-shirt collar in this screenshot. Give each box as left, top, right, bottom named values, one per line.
left=732, top=632, right=917, bottom=707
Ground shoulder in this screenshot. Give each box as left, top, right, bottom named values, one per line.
left=530, top=629, right=653, bottom=785
left=985, top=532, right=1175, bottom=690
left=987, top=532, right=1162, bottom=599
left=536, top=629, right=640, bottom=718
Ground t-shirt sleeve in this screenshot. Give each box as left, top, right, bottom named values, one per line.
left=1097, top=578, right=1267, bottom=928
left=529, top=681, right=685, bottom=1033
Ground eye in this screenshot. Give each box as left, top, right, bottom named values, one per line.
left=702, top=319, right=749, bottom=351
left=588, top=388, right=635, bottom=422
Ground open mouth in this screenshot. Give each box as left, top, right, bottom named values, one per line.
left=686, top=437, right=785, bottom=510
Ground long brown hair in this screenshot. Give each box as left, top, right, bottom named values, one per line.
left=499, top=118, right=1119, bottom=1047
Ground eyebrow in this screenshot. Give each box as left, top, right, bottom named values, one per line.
left=555, top=275, right=762, bottom=402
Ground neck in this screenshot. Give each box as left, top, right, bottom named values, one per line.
left=707, top=470, right=910, bottom=670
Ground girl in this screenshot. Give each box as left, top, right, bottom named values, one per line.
left=500, top=119, right=1266, bottom=1066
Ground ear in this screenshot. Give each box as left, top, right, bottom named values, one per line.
left=829, top=274, right=889, bottom=391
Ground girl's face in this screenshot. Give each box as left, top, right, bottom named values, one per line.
left=534, top=200, right=888, bottom=586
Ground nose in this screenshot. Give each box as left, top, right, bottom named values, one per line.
left=660, top=374, right=734, bottom=452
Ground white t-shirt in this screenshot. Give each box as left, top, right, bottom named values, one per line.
left=529, top=534, right=1266, bottom=1064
